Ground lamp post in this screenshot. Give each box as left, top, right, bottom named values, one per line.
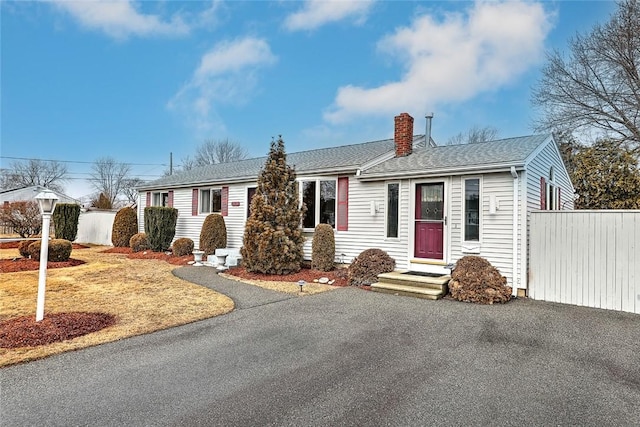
left=35, top=190, right=59, bottom=322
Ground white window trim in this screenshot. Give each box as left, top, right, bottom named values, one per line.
left=385, top=181, right=401, bottom=240
left=199, top=188, right=222, bottom=214
left=299, top=177, right=337, bottom=231
left=462, top=176, right=482, bottom=253
left=152, top=191, right=169, bottom=207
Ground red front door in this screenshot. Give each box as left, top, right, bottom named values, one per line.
left=414, top=183, right=445, bottom=260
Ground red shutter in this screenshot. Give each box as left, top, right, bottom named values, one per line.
left=540, top=177, right=546, bottom=210
left=221, top=186, right=229, bottom=216
left=337, top=177, right=348, bottom=231
left=168, top=191, right=174, bottom=208
left=192, top=189, right=198, bottom=216
left=146, top=192, right=151, bottom=207
left=557, top=187, right=562, bottom=210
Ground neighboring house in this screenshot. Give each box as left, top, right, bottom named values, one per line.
left=137, top=113, right=574, bottom=296
left=0, top=185, right=80, bottom=205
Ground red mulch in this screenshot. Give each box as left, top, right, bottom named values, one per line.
left=0, top=241, right=90, bottom=250
left=226, top=266, right=350, bottom=287
left=0, top=258, right=86, bottom=273
left=102, top=247, right=194, bottom=265
left=0, top=312, right=116, bottom=348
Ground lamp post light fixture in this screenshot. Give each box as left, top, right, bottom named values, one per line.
left=35, top=190, right=59, bottom=322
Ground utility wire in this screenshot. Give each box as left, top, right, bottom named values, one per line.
left=0, top=155, right=166, bottom=167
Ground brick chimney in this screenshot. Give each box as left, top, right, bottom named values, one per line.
left=394, top=112, right=414, bottom=157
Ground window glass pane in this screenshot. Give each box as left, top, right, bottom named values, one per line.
left=247, top=187, right=257, bottom=217
left=319, top=180, right=336, bottom=227
left=302, top=181, right=316, bottom=228
left=212, top=189, right=222, bottom=212
left=161, top=193, right=169, bottom=207
left=464, top=179, right=479, bottom=241
left=200, top=190, right=211, bottom=213
left=419, top=184, right=444, bottom=220
left=153, top=193, right=161, bottom=206
left=387, top=183, right=399, bottom=238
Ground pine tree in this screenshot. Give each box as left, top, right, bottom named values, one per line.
left=241, top=136, right=305, bottom=274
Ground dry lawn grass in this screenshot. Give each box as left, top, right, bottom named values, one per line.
left=219, top=273, right=336, bottom=295
left=0, top=246, right=234, bottom=367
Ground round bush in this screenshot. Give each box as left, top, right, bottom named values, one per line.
left=448, top=256, right=512, bottom=304
left=112, top=207, right=139, bottom=247
left=199, top=214, right=227, bottom=256
left=312, top=224, right=335, bottom=271
left=129, top=233, right=150, bottom=253
left=18, top=240, right=34, bottom=258
left=28, top=239, right=73, bottom=262
left=347, top=248, right=395, bottom=286
left=172, top=238, right=194, bottom=256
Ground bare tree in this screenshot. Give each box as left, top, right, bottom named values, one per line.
left=532, top=0, right=640, bottom=154
left=89, top=157, right=132, bottom=205
left=0, top=159, right=68, bottom=192
left=446, top=126, right=499, bottom=145
left=121, top=177, right=145, bottom=205
left=194, top=139, right=248, bottom=166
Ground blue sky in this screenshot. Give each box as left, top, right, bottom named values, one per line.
left=1, top=0, right=615, bottom=199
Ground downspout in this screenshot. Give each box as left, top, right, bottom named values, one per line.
left=510, top=166, right=519, bottom=296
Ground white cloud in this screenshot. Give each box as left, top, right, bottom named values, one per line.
left=49, top=0, right=201, bottom=39
left=324, top=1, right=553, bottom=123
left=284, top=0, right=374, bottom=31
left=168, top=37, right=277, bottom=135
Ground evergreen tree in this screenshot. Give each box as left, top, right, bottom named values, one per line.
left=572, top=139, right=640, bottom=209
left=241, top=136, right=305, bottom=274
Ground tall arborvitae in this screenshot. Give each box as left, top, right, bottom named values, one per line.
left=241, top=136, right=305, bottom=274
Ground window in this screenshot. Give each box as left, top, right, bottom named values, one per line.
left=542, top=167, right=561, bottom=210
left=302, top=179, right=336, bottom=229
left=153, top=192, right=169, bottom=207
left=386, top=183, right=399, bottom=238
left=464, top=178, right=480, bottom=241
left=200, top=189, right=222, bottom=214
left=247, top=187, right=256, bottom=218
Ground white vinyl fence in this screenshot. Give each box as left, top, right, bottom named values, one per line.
left=529, top=211, right=639, bottom=314
left=76, top=210, right=116, bottom=245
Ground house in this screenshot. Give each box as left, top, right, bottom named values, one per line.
left=137, top=113, right=574, bottom=296
left=0, top=185, right=80, bottom=205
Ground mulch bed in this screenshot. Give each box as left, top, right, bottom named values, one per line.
left=0, top=312, right=116, bottom=348
left=0, top=258, right=86, bottom=273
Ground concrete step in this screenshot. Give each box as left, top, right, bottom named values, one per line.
left=376, top=271, right=450, bottom=290
left=370, top=282, right=446, bottom=300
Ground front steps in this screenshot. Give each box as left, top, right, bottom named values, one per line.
left=371, top=270, right=450, bottom=300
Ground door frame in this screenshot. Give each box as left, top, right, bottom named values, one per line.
left=408, top=178, right=450, bottom=273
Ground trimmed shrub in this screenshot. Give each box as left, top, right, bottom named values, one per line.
left=53, top=203, right=81, bottom=242
left=112, top=207, right=138, bottom=247
left=130, top=233, right=150, bottom=253
left=18, top=240, right=34, bottom=258
left=199, top=214, right=227, bottom=256
left=28, top=239, right=73, bottom=262
left=144, top=207, right=178, bottom=252
left=348, top=248, right=395, bottom=286
left=311, top=224, right=335, bottom=271
left=172, top=238, right=194, bottom=256
left=448, top=256, right=512, bottom=304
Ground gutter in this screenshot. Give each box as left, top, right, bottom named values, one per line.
left=359, top=163, right=526, bottom=181
left=511, top=166, right=519, bottom=296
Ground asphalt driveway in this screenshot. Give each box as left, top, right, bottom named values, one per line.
left=2, top=270, right=640, bottom=426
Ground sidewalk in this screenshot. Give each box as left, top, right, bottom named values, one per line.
left=173, top=266, right=296, bottom=310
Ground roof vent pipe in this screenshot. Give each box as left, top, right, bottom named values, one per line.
left=425, top=112, right=434, bottom=147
